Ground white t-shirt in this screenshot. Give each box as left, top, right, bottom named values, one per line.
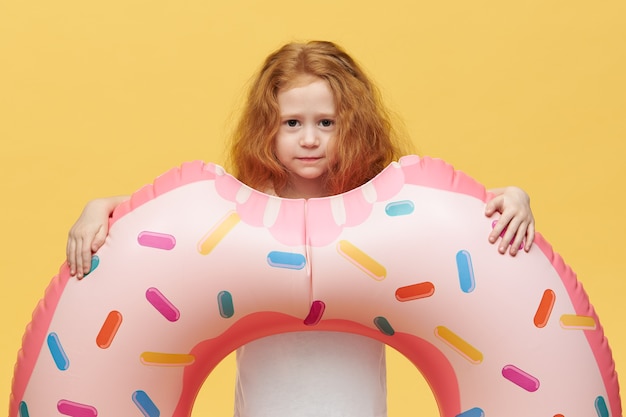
left=234, top=331, right=387, bottom=417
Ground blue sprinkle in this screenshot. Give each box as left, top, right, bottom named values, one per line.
left=456, top=250, right=475, bottom=293
left=47, top=332, right=69, bottom=371
left=217, top=291, right=235, bottom=318
left=373, top=316, right=395, bottom=336
left=267, top=251, right=306, bottom=270
left=385, top=200, right=415, bottom=216
left=595, top=396, right=609, bottom=417
left=456, top=407, right=484, bottom=417
left=19, top=401, right=29, bottom=417
left=133, top=390, right=160, bottom=417
left=84, top=255, right=100, bottom=277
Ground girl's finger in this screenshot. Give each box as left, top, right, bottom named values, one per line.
left=66, top=237, right=76, bottom=276
left=509, top=222, right=527, bottom=256
left=499, top=217, right=521, bottom=254
left=524, top=223, right=536, bottom=251
left=74, top=238, right=84, bottom=279
left=490, top=212, right=512, bottom=245
left=80, top=240, right=92, bottom=276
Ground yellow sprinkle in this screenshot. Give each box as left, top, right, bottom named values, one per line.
left=560, top=314, right=597, bottom=330
left=435, top=326, right=483, bottom=364
left=140, top=352, right=195, bottom=366
left=337, top=240, right=386, bottom=281
left=198, top=211, right=240, bottom=255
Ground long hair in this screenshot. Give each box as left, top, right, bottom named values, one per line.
left=229, top=40, right=410, bottom=196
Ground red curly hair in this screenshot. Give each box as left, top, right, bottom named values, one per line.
left=229, top=40, right=410, bottom=196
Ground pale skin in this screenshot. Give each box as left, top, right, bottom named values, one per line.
left=67, top=76, right=535, bottom=278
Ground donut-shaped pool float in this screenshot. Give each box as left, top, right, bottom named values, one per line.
left=9, top=155, right=621, bottom=417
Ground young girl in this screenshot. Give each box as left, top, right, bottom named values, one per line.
left=66, top=41, right=535, bottom=417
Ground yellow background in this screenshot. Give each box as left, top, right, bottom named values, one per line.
left=1, top=0, right=624, bottom=415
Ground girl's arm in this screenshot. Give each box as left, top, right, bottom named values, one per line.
left=485, top=187, right=535, bottom=256
left=66, top=196, right=128, bottom=278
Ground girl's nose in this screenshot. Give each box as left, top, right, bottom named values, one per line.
left=300, top=127, right=319, bottom=147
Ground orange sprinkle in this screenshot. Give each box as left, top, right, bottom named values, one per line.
left=395, top=282, right=435, bottom=301
left=96, top=310, right=123, bottom=349
left=534, top=289, right=556, bottom=328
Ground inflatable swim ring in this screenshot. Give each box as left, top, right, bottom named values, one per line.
left=9, top=155, right=621, bottom=417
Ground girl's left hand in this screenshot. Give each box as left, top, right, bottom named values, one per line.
left=485, top=186, right=535, bottom=256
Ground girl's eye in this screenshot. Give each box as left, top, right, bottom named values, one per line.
left=320, top=119, right=334, bottom=127
left=286, top=120, right=299, bottom=127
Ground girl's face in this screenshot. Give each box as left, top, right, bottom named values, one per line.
left=275, top=75, right=337, bottom=199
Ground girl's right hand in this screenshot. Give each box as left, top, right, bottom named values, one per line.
left=66, top=196, right=128, bottom=278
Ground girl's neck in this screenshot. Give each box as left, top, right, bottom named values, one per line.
left=277, top=177, right=329, bottom=200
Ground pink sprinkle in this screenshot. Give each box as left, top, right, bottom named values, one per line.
left=57, top=400, right=97, bottom=417
left=146, top=287, right=180, bottom=322
left=137, top=231, right=176, bottom=250
left=502, top=364, right=540, bottom=392
left=304, top=300, right=325, bottom=325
